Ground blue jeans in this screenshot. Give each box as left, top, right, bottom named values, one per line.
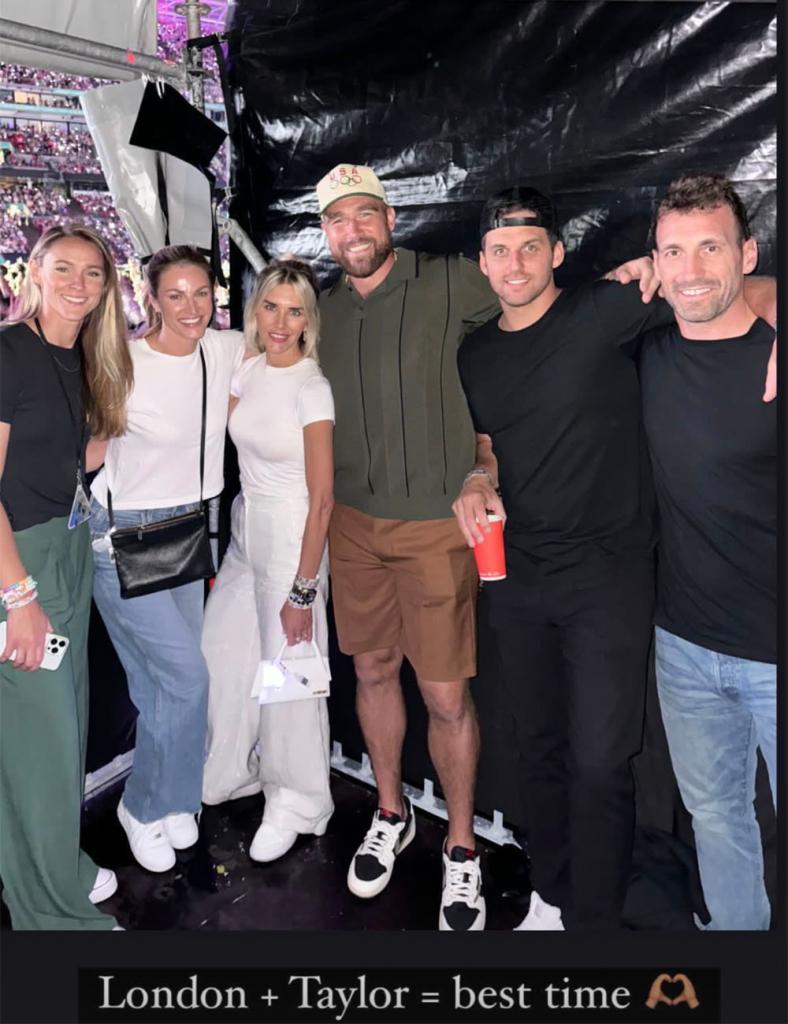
left=90, top=497, right=209, bottom=822
left=654, top=626, right=776, bottom=930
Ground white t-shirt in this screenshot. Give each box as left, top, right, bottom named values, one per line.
left=92, top=327, right=245, bottom=509
left=230, top=353, right=334, bottom=499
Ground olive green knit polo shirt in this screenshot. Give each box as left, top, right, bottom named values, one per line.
left=318, top=248, right=497, bottom=521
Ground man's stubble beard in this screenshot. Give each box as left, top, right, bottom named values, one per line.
left=335, top=238, right=394, bottom=279
left=666, top=278, right=738, bottom=324
left=500, top=273, right=552, bottom=311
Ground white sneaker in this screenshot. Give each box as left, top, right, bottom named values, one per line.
left=162, top=812, right=199, bottom=850
left=249, top=821, right=299, bottom=863
left=439, top=843, right=486, bottom=931
left=514, top=890, right=565, bottom=930
left=89, top=866, right=118, bottom=904
left=116, top=799, right=176, bottom=873
left=347, top=798, right=415, bottom=898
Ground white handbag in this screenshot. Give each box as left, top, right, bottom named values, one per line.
left=251, top=638, right=331, bottom=704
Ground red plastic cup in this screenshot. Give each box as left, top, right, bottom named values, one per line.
left=472, top=514, right=506, bottom=581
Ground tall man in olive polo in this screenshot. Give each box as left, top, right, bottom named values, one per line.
left=315, top=164, right=497, bottom=931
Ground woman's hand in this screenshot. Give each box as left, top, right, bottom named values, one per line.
left=0, top=600, right=53, bottom=671
left=280, top=601, right=313, bottom=646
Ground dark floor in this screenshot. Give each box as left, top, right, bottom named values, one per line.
left=77, top=773, right=533, bottom=931
left=2, top=769, right=772, bottom=931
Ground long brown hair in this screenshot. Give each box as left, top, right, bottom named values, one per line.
left=5, top=223, right=132, bottom=438
left=142, top=245, right=215, bottom=335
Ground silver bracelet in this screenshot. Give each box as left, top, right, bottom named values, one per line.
left=287, top=573, right=319, bottom=609
left=287, top=587, right=317, bottom=609
left=463, top=466, right=495, bottom=489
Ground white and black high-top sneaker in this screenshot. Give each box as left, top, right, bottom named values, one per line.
left=347, top=797, right=416, bottom=898
left=439, top=843, right=486, bottom=931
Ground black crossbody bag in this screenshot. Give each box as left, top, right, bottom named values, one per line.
left=108, top=344, right=215, bottom=599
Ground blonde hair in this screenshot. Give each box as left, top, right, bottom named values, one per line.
left=5, top=223, right=132, bottom=438
left=142, top=245, right=215, bottom=336
left=244, top=258, right=321, bottom=362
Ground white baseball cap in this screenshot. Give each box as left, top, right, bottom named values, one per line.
left=316, top=163, right=388, bottom=214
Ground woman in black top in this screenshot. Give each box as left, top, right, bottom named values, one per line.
left=0, top=223, right=132, bottom=929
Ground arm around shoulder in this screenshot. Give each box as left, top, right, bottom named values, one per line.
left=742, top=276, right=777, bottom=402
left=744, top=275, right=776, bottom=329
left=592, top=279, right=674, bottom=350
left=457, top=254, right=499, bottom=326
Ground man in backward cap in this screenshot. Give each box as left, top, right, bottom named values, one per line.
left=453, top=185, right=775, bottom=930
left=315, top=163, right=498, bottom=930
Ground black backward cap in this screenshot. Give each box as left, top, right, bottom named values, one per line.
left=480, top=186, right=558, bottom=241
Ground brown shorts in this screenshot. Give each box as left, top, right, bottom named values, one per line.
left=328, top=503, right=478, bottom=681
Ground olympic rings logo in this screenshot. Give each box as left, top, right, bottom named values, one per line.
left=329, top=165, right=364, bottom=189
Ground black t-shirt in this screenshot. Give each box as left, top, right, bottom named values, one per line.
left=458, top=281, right=672, bottom=586
left=639, top=317, right=776, bottom=663
left=0, top=321, right=87, bottom=532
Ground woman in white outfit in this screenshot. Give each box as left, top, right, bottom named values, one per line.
left=202, top=258, right=334, bottom=862
left=90, top=246, right=245, bottom=873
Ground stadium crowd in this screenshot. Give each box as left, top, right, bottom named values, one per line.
left=1, top=181, right=134, bottom=261
left=1, top=13, right=230, bottom=327
left=0, top=125, right=102, bottom=174
left=0, top=64, right=105, bottom=92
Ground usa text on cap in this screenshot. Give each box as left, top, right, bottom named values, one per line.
left=316, top=164, right=387, bottom=214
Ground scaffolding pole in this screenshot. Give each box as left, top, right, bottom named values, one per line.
left=0, top=18, right=184, bottom=84
left=0, top=14, right=265, bottom=279
left=217, top=215, right=266, bottom=274
left=175, top=1, right=208, bottom=113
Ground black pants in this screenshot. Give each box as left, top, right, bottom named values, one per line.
left=487, top=561, right=655, bottom=928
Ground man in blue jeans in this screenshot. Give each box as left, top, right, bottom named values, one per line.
left=639, top=174, right=776, bottom=929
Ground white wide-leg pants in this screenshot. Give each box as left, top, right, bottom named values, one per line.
left=201, top=492, right=333, bottom=833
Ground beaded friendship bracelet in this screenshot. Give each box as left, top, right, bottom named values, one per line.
left=1, top=575, right=38, bottom=611
left=3, top=588, right=39, bottom=611
left=2, top=574, right=36, bottom=598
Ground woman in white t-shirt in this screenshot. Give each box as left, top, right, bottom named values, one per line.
left=89, top=246, right=245, bottom=874
left=202, top=258, right=335, bottom=862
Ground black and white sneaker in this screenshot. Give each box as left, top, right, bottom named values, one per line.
left=347, top=797, right=416, bottom=898
left=439, top=843, right=486, bottom=931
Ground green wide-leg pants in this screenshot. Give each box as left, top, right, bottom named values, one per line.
left=0, top=516, right=116, bottom=930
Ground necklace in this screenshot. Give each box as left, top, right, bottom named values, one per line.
left=32, top=323, right=81, bottom=372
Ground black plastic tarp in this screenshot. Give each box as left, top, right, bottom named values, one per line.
left=222, top=0, right=776, bottom=829
left=226, top=0, right=776, bottom=287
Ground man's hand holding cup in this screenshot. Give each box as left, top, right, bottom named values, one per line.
left=452, top=467, right=505, bottom=547
left=452, top=468, right=507, bottom=581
